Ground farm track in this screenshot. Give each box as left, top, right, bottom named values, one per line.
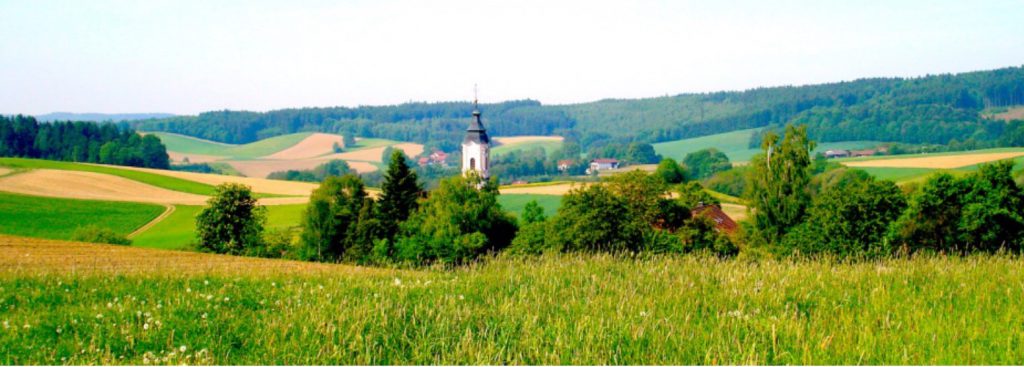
left=127, top=204, right=175, bottom=239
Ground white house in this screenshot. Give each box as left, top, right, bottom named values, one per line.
left=587, top=158, right=619, bottom=174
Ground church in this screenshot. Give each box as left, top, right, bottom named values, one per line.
left=461, top=98, right=490, bottom=178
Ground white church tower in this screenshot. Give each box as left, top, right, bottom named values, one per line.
left=461, top=91, right=490, bottom=178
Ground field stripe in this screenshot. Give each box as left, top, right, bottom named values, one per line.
left=127, top=204, right=175, bottom=239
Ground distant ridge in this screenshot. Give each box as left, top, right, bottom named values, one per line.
left=34, top=112, right=175, bottom=122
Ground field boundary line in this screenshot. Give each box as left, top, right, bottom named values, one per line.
left=128, top=204, right=175, bottom=239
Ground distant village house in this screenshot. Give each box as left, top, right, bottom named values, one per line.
left=586, top=158, right=619, bottom=174
left=691, top=203, right=738, bottom=234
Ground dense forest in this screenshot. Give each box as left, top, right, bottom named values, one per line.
left=0, top=115, right=169, bottom=168
left=129, top=66, right=1024, bottom=156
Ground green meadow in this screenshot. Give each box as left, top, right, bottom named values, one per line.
left=149, top=132, right=313, bottom=159
left=2, top=253, right=1023, bottom=364
left=492, top=140, right=563, bottom=156
left=496, top=194, right=562, bottom=218
left=0, top=192, right=164, bottom=240
left=132, top=204, right=307, bottom=250
left=653, top=128, right=885, bottom=163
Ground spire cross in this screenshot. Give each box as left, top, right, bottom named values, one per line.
left=473, top=84, right=478, bottom=110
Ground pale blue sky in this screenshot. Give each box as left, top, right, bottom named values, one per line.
left=1, top=0, right=1022, bottom=115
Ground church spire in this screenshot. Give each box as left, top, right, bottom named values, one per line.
left=462, top=84, right=490, bottom=178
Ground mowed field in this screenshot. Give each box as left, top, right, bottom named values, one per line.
left=491, top=136, right=564, bottom=156
left=839, top=148, right=1024, bottom=183
left=3, top=235, right=1024, bottom=364
left=148, top=132, right=425, bottom=178
left=653, top=128, right=885, bottom=163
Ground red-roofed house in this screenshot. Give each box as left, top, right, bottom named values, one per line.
left=691, top=203, right=738, bottom=233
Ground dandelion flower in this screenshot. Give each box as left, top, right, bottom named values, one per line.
left=179, top=345, right=187, bottom=353
left=143, top=323, right=150, bottom=330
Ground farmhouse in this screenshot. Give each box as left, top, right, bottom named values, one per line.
left=850, top=149, right=878, bottom=157
left=691, top=203, right=738, bottom=233
left=824, top=149, right=851, bottom=159
left=418, top=150, right=449, bottom=167
left=587, top=158, right=619, bottom=174
left=557, top=159, right=575, bottom=172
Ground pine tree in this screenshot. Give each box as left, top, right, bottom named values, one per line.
left=377, top=149, right=422, bottom=239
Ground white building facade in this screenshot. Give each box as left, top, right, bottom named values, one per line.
left=461, top=107, right=490, bottom=178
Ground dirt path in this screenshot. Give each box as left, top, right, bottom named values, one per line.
left=127, top=204, right=175, bottom=238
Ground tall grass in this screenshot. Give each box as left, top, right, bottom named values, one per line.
left=1, top=251, right=1022, bottom=364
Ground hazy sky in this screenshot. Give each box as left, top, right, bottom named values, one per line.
left=1, top=0, right=1022, bottom=115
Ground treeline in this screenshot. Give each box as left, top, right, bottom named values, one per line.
left=0, top=115, right=169, bottom=168
left=131, top=66, right=1024, bottom=160
left=133, top=100, right=575, bottom=152
left=189, top=124, right=1024, bottom=266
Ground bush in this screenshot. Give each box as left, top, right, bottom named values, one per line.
left=887, top=160, right=1024, bottom=253
left=703, top=166, right=747, bottom=198
left=393, top=173, right=517, bottom=265
left=71, top=225, right=132, bottom=245
left=654, top=158, right=687, bottom=184
left=683, top=148, right=732, bottom=179
left=783, top=171, right=906, bottom=258
left=196, top=183, right=266, bottom=255
left=299, top=174, right=378, bottom=262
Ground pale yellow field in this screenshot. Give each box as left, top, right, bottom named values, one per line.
left=721, top=203, right=748, bottom=222
left=0, top=235, right=392, bottom=277
left=330, top=143, right=425, bottom=163
left=167, top=151, right=224, bottom=164
left=843, top=152, right=1024, bottom=169
left=0, top=167, right=11, bottom=176
left=499, top=182, right=585, bottom=195
left=0, top=169, right=210, bottom=205
left=0, top=168, right=309, bottom=205
left=990, top=106, right=1024, bottom=121
left=224, top=158, right=380, bottom=178
left=108, top=164, right=319, bottom=196
left=492, top=136, right=564, bottom=146
left=262, top=133, right=345, bottom=160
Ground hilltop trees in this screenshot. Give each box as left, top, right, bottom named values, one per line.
left=887, top=161, right=1024, bottom=253
left=393, top=173, right=517, bottom=264
left=746, top=125, right=815, bottom=247
left=683, top=148, right=731, bottom=180
left=0, top=115, right=169, bottom=168
left=299, top=175, right=380, bottom=262
left=196, top=183, right=266, bottom=255
left=377, top=149, right=423, bottom=240
left=654, top=158, right=687, bottom=184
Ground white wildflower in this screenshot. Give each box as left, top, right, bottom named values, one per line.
left=201, top=313, right=207, bottom=319
left=204, top=280, right=209, bottom=285
left=223, top=297, right=230, bottom=302
left=95, top=313, right=103, bottom=319
left=458, top=295, right=465, bottom=300
left=143, top=323, right=149, bottom=330
left=179, top=345, right=187, bottom=353
left=206, top=295, right=213, bottom=301
left=186, top=288, right=192, bottom=293
left=392, top=278, right=402, bottom=286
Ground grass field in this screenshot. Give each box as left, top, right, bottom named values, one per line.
left=132, top=204, right=307, bottom=250
left=0, top=158, right=219, bottom=196
left=492, top=140, right=563, bottom=156
left=0, top=192, right=164, bottom=240
left=496, top=194, right=562, bottom=218
left=2, top=236, right=1023, bottom=364
left=653, top=128, right=885, bottom=163
left=149, top=132, right=313, bottom=159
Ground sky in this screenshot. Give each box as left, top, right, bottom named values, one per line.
left=1, top=0, right=1022, bottom=115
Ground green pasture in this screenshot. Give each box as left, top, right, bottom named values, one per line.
left=132, top=204, right=307, bottom=250
left=492, top=140, right=563, bottom=156
left=0, top=192, right=164, bottom=240
left=149, top=132, right=313, bottom=159
left=4, top=254, right=1024, bottom=364
left=653, top=128, right=885, bottom=163
left=496, top=194, right=562, bottom=218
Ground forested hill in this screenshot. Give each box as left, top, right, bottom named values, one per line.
left=131, top=66, right=1024, bottom=151
left=35, top=112, right=176, bottom=123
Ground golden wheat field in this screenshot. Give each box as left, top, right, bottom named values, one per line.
left=842, top=152, right=1024, bottom=169
left=262, top=133, right=347, bottom=160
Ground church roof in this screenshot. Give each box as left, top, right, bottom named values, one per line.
left=463, top=109, right=490, bottom=145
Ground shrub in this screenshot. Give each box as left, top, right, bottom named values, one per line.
left=394, top=173, right=517, bottom=264
left=683, top=148, right=732, bottom=179
left=654, top=158, right=687, bottom=184
left=196, top=183, right=266, bottom=255
left=71, top=225, right=132, bottom=245
left=783, top=171, right=906, bottom=258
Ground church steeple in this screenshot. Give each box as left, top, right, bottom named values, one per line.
left=462, top=85, right=490, bottom=178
